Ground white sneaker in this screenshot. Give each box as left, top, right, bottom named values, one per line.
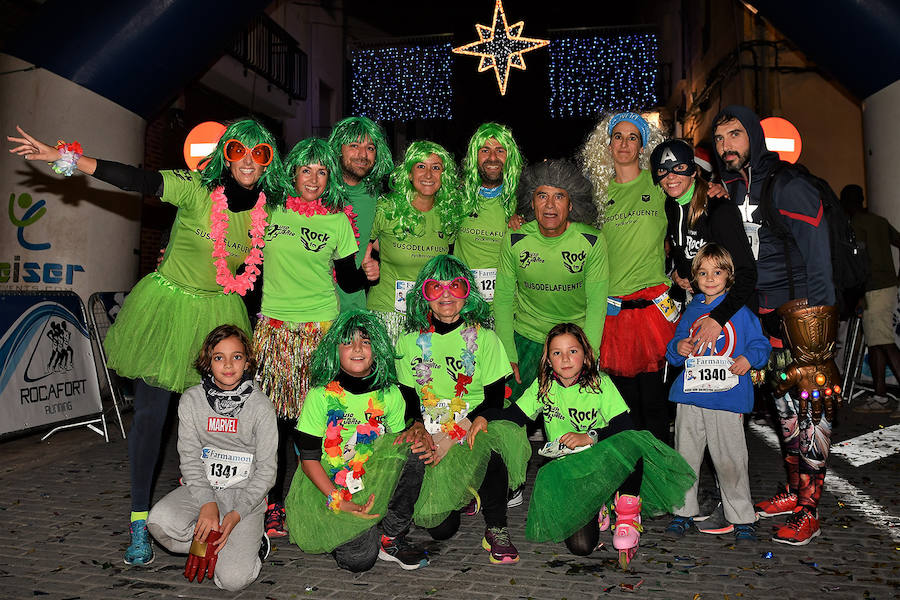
left=891, top=404, right=900, bottom=419
left=852, top=394, right=894, bottom=413
left=507, top=486, right=524, bottom=508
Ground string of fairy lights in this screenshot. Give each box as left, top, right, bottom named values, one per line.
left=548, top=33, right=659, bottom=118
left=350, top=44, right=454, bottom=121
left=350, top=33, right=659, bottom=120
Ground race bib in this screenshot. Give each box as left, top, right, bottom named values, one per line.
left=422, top=400, right=470, bottom=435
left=201, top=447, right=253, bottom=490
left=653, top=291, right=680, bottom=323
left=683, top=356, right=738, bottom=393
left=743, top=222, right=761, bottom=260
left=471, top=268, right=497, bottom=301
left=394, top=280, right=416, bottom=312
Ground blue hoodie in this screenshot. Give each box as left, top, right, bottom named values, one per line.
left=711, top=105, right=834, bottom=309
left=666, top=293, right=771, bottom=413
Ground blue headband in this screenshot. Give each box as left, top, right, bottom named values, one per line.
left=607, top=112, right=650, bottom=146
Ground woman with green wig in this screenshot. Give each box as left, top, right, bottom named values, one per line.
left=367, top=141, right=466, bottom=341
left=284, top=310, right=430, bottom=571
left=8, top=119, right=286, bottom=566
left=394, top=254, right=531, bottom=565
left=252, top=137, right=379, bottom=537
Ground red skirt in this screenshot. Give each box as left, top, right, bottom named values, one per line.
left=599, top=283, right=676, bottom=377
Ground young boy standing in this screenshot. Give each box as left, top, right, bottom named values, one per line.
left=664, top=244, right=771, bottom=543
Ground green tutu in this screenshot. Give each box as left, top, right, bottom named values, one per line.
left=104, top=272, right=251, bottom=393
left=413, top=420, right=530, bottom=528
left=507, top=332, right=543, bottom=403
left=526, top=429, right=695, bottom=542
left=285, top=433, right=409, bottom=554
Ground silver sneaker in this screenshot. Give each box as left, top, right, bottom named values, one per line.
left=852, top=394, right=894, bottom=413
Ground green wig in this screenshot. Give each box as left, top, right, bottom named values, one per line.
left=282, top=137, right=347, bottom=211
left=199, top=118, right=286, bottom=206
left=328, top=117, right=394, bottom=196
left=309, top=309, right=399, bottom=389
left=461, top=122, right=524, bottom=220
left=378, top=141, right=466, bottom=240
left=404, top=254, right=492, bottom=332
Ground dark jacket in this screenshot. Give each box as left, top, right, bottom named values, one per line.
left=713, top=105, right=834, bottom=309
left=666, top=193, right=758, bottom=325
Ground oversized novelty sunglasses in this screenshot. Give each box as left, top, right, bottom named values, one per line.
left=422, top=277, right=470, bottom=301
left=224, top=139, right=273, bottom=166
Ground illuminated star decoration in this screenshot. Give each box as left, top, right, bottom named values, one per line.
left=452, top=0, right=550, bottom=96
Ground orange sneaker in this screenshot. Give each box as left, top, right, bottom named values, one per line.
left=772, top=506, right=820, bottom=545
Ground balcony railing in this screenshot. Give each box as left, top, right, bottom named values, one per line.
left=228, top=13, right=308, bottom=100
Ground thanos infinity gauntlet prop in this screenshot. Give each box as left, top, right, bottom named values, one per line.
left=775, top=299, right=842, bottom=423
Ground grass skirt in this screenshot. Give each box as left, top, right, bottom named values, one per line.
left=371, top=310, right=405, bottom=345
left=413, top=420, right=530, bottom=528
left=104, top=272, right=250, bottom=393
left=284, top=433, right=409, bottom=554
left=253, top=316, right=330, bottom=419
left=525, top=429, right=694, bottom=542
left=599, top=283, right=676, bottom=377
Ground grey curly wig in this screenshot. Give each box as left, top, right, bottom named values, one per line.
left=515, top=159, right=597, bottom=225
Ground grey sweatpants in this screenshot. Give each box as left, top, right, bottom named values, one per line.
left=147, top=486, right=265, bottom=591
left=673, top=404, right=756, bottom=524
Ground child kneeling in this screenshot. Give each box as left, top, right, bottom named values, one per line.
left=147, top=325, right=276, bottom=591
left=284, top=310, right=429, bottom=571
left=504, top=323, right=695, bottom=568
left=665, top=244, right=771, bottom=543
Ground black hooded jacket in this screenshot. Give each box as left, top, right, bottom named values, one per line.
left=712, top=105, right=834, bottom=309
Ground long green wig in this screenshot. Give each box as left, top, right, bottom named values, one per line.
left=328, top=117, right=394, bottom=196
left=309, top=309, right=398, bottom=389
left=199, top=118, right=286, bottom=206
left=378, top=141, right=465, bottom=240
left=404, top=254, right=491, bottom=332
left=283, top=137, right=347, bottom=210
left=461, top=122, right=524, bottom=220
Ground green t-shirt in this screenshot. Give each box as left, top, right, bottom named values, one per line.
left=494, top=220, right=609, bottom=362
left=515, top=376, right=628, bottom=442
left=367, top=204, right=451, bottom=312
left=260, top=209, right=357, bottom=322
left=395, top=325, right=511, bottom=424
left=454, top=192, right=508, bottom=301
left=157, top=170, right=253, bottom=295
left=297, top=383, right=406, bottom=454
left=603, top=169, right=668, bottom=296
left=338, top=183, right=378, bottom=312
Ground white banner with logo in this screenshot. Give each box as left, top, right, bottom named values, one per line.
left=0, top=292, right=102, bottom=436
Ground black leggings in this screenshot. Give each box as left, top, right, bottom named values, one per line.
left=129, top=380, right=174, bottom=512
left=427, top=451, right=509, bottom=539
left=564, top=457, right=644, bottom=556
left=611, top=371, right=671, bottom=444
left=269, top=417, right=298, bottom=503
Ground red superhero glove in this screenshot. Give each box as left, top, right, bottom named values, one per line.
left=775, top=299, right=842, bottom=423
left=184, top=529, right=220, bottom=583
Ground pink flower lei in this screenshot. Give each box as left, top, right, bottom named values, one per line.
left=210, top=186, right=268, bottom=296
left=286, top=196, right=360, bottom=239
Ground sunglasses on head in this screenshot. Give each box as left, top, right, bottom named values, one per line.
left=224, top=139, right=273, bottom=166
left=422, top=277, right=470, bottom=301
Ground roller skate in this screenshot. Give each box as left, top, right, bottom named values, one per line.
left=612, top=493, right=642, bottom=569
left=597, top=504, right=610, bottom=531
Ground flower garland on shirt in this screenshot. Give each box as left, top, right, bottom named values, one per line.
left=415, top=324, right=479, bottom=440
left=322, top=381, right=386, bottom=491
left=286, top=197, right=360, bottom=239
left=210, top=187, right=267, bottom=296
